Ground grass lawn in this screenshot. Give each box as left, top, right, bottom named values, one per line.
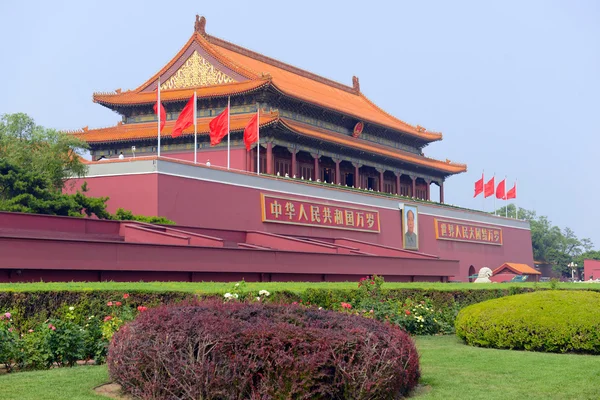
left=1, top=281, right=599, bottom=293
left=1, top=336, right=598, bottom=399
left=0, top=365, right=109, bottom=400
left=415, top=335, right=600, bottom=399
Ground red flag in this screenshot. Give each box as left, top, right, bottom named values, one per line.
left=172, top=95, right=195, bottom=138
left=243, top=113, right=258, bottom=151
left=496, top=179, right=506, bottom=199
left=505, top=183, right=517, bottom=199
left=153, top=100, right=166, bottom=133
left=473, top=174, right=484, bottom=197
left=484, top=176, right=495, bottom=198
left=209, top=106, right=229, bottom=146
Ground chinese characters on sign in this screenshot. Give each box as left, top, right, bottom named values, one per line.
left=261, top=194, right=380, bottom=233
left=434, top=218, right=502, bottom=245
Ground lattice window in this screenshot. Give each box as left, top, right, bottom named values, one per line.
left=400, top=183, right=411, bottom=197
left=299, top=163, right=313, bottom=180
left=275, top=158, right=291, bottom=176
left=383, top=181, right=395, bottom=194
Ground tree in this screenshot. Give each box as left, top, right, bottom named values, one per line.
left=0, top=113, right=88, bottom=190
left=0, top=159, right=175, bottom=224
left=0, top=159, right=110, bottom=219
left=493, top=205, right=595, bottom=277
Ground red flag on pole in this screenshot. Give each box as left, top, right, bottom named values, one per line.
left=496, top=179, right=506, bottom=199
left=172, top=95, right=195, bottom=138
left=484, top=176, right=495, bottom=198
left=153, top=99, right=166, bottom=133
left=243, top=113, right=258, bottom=151
left=505, top=183, right=517, bottom=199
left=473, top=174, right=484, bottom=197
left=209, top=106, right=230, bottom=146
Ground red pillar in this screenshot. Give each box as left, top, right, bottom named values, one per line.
left=378, top=169, right=385, bottom=192
left=440, top=181, right=445, bottom=203
left=334, top=159, right=341, bottom=185
left=313, top=154, right=319, bottom=180
left=353, top=163, right=361, bottom=188
left=291, top=150, right=297, bottom=178
left=250, top=148, right=256, bottom=173
left=411, top=176, right=416, bottom=198
left=266, top=142, right=273, bottom=175
left=395, top=173, right=401, bottom=195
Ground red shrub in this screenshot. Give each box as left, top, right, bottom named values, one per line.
left=108, top=301, right=420, bottom=399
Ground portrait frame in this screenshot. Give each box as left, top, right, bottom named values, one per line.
left=403, top=204, right=419, bottom=250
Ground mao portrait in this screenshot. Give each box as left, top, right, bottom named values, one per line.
left=403, top=205, right=419, bottom=250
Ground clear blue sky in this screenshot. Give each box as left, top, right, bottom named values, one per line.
left=2, top=1, right=598, bottom=247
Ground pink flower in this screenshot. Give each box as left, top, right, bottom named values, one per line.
left=4, top=312, right=11, bottom=319
left=341, top=302, right=352, bottom=309
left=28, top=329, right=34, bottom=333
left=292, top=302, right=298, bottom=305
left=8, top=327, right=14, bottom=332
left=48, top=323, right=56, bottom=330
left=123, top=293, right=130, bottom=299
left=115, top=301, right=122, bottom=306
left=405, top=310, right=411, bottom=315
left=137, top=306, right=147, bottom=312
left=104, top=316, right=113, bottom=322
left=107, top=302, right=113, bottom=307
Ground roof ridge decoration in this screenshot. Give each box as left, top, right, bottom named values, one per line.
left=195, top=15, right=206, bottom=35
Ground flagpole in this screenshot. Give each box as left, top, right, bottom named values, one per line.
left=482, top=170, right=485, bottom=212
left=493, top=173, right=496, bottom=215
left=515, top=179, right=518, bottom=219
left=194, top=91, right=197, bottom=164
left=256, top=103, right=260, bottom=175
left=157, top=78, right=161, bottom=158
left=505, top=175, right=508, bottom=218
left=227, top=96, right=230, bottom=170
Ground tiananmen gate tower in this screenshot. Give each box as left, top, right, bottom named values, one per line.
left=0, top=16, right=534, bottom=283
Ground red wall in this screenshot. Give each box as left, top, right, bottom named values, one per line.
left=166, top=148, right=247, bottom=171
left=66, top=174, right=159, bottom=216
left=156, top=174, right=534, bottom=281
left=65, top=172, right=534, bottom=282
left=584, top=260, right=600, bottom=280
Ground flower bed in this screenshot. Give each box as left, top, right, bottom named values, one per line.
left=108, top=300, right=421, bottom=399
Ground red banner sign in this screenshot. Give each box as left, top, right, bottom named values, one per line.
left=261, top=194, right=380, bottom=233
left=434, top=218, right=502, bottom=245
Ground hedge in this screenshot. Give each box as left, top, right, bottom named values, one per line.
left=0, top=286, right=540, bottom=332
left=455, top=290, right=600, bottom=354
left=108, top=301, right=421, bottom=399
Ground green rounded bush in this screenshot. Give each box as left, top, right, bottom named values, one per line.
left=456, top=290, right=600, bottom=354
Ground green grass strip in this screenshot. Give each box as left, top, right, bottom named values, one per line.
left=0, top=365, right=109, bottom=400
left=1, top=281, right=599, bottom=293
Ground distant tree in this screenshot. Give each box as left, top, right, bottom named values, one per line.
left=0, top=113, right=88, bottom=190
left=493, top=204, right=595, bottom=277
